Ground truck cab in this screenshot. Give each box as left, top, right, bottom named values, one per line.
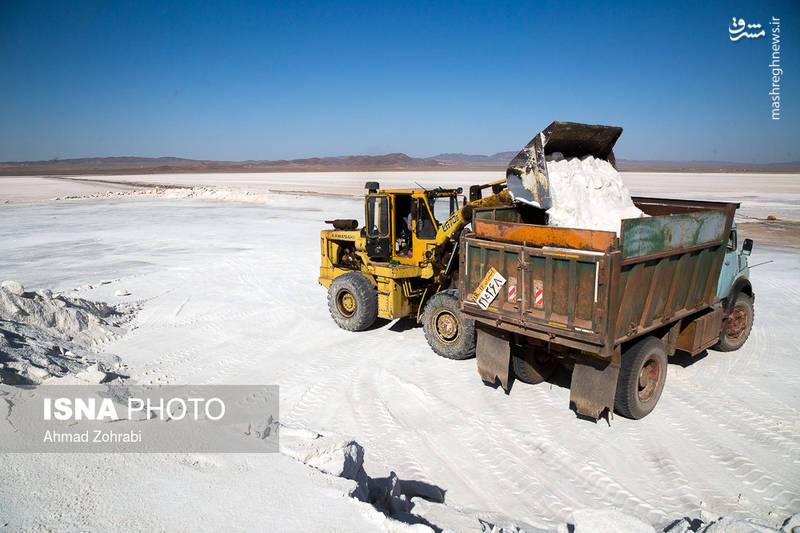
left=715, top=222, right=755, bottom=351
left=716, top=222, right=753, bottom=300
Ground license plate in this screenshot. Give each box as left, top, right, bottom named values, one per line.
left=472, top=267, right=506, bottom=310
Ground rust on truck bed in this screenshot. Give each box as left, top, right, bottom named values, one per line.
left=460, top=197, right=739, bottom=417
left=473, top=214, right=617, bottom=252
left=463, top=198, right=737, bottom=350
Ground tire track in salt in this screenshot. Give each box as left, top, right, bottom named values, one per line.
left=664, top=392, right=800, bottom=513
left=399, top=354, right=674, bottom=525
left=679, top=377, right=800, bottom=462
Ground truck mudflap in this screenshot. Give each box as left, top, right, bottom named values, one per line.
left=506, top=121, right=623, bottom=211
left=475, top=325, right=512, bottom=391
left=477, top=323, right=620, bottom=419
left=570, top=355, right=620, bottom=419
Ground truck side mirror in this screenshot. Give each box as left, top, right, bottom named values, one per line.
left=742, top=238, right=753, bottom=256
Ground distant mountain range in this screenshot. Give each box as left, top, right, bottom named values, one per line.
left=1, top=153, right=798, bottom=175
left=425, top=152, right=518, bottom=164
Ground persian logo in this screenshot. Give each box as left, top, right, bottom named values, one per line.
left=727, top=16, right=781, bottom=120
left=728, top=17, right=765, bottom=41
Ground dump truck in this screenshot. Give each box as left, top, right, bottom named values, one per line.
left=319, top=179, right=527, bottom=358
left=459, top=122, right=755, bottom=419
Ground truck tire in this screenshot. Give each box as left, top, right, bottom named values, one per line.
left=511, top=346, right=559, bottom=384
left=615, top=336, right=668, bottom=420
left=422, top=289, right=475, bottom=360
left=715, top=292, right=754, bottom=352
left=327, top=272, right=378, bottom=332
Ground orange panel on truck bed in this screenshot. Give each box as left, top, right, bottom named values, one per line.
left=474, top=219, right=616, bottom=252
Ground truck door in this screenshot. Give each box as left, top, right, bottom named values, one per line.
left=716, top=225, right=738, bottom=299
left=415, top=197, right=437, bottom=240
left=366, top=195, right=391, bottom=258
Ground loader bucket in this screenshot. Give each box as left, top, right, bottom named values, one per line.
left=506, top=121, right=623, bottom=210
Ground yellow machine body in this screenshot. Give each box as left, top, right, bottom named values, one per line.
left=319, top=181, right=510, bottom=321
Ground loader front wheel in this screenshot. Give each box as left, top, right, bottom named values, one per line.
left=615, top=336, right=667, bottom=420
left=328, top=272, right=378, bottom=332
left=422, top=289, right=475, bottom=360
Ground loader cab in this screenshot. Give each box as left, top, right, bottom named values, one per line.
left=364, top=182, right=459, bottom=265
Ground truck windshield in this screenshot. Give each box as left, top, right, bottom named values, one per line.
left=367, top=196, right=389, bottom=236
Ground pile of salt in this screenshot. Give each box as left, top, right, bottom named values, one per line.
left=542, top=152, right=645, bottom=234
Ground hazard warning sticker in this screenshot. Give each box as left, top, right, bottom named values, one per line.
left=507, top=276, right=517, bottom=303
left=533, top=279, right=544, bottom=309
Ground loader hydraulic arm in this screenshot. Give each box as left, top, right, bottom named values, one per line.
left=434, top=182, right=511, bottom=247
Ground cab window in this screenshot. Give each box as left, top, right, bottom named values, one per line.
left=367, top=196, right=389, bottom=237
left=416, top=198, right=437, bottom=239
left=430, top=195, right=456, bottom=224
left=726, top=229, right=737, bottom=251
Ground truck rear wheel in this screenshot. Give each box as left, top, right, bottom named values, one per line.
left=615, top=336, right=667, bottom=419
left=422, top=289, right=475, bottom=360
left=327, top=272, right=378, bottom=332
left=511, top=346, right=558, bottom=384
left=715, top=292, right=754, bottom=352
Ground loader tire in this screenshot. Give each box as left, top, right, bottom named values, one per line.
left=328, top=272, right=378, bottom=332
left=714, top=292, right=754, bottom=352
left=422, top=289, right=475, bottom=360
left=615, top=336, right=667, bottom=420
left=511, top=346, right=559, bottom=384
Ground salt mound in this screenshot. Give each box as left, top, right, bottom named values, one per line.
left=544, top=153, right=645, bottom=234
left=0, top=282, right=128, bottom=346
left=280, top=426, right=367, bottom=482
left=0, top=281, right=133, bottom=383
left=57, top=186, right=277, bottom=205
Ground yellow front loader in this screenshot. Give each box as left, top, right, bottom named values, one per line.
left=319, top=179, right=512, bottom=359
left=319, top=122, right=626, bottom=361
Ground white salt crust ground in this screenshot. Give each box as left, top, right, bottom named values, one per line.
left=0, top=177, right=798, bottom=532
left=3, top=172, right=800, bottom=221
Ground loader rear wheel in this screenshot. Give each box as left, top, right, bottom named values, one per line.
left=422, top=289, right=475, bottom=360
left=511, top=346, right=559, bottom=384
left=615, top=336, right=667, bottom=420
left=328, top=272, right=377, bottom=332
left=714, top=292, right=754, bottom=352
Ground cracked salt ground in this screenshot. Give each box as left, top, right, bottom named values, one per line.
left=0, top=186, right=798, bottom=532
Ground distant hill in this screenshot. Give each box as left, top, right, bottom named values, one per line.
left=426, top=152, right=517, bottom=165
left=1, top=153, right=798, bottom=175
left=0, top=153, right=451, bottom=175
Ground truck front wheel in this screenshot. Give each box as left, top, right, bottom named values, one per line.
left=715, top=292, right=754, bottom=352
left=327, top=272, right=378, bottom=331
left=615, top=336, right=668, bottom=419
left=422, top=289, right=476, bottom=360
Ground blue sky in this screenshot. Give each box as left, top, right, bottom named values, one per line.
left=0, top=0, right=797, bottom=162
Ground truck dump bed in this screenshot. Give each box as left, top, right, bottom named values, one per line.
left=460, top=198, right=738, bottom=360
